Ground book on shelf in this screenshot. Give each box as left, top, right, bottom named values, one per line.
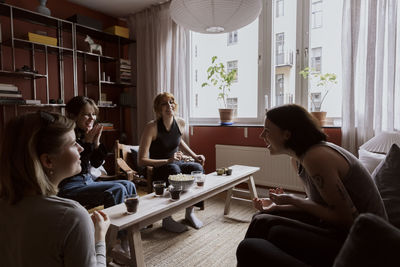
left=25, top=99, right=41, bottom=105
left=0, top=89, right=21, bottom=94
left=0, top=92, right=22, bottom=98
left=119, top=58, right=131, bottom=65
left=97, top=100, right=113, bottom=106
left=99, top=122, right=114, bottom=130
left=0, top=98, right=26, bottom=104
left=0, top=83, right=18, bottom=91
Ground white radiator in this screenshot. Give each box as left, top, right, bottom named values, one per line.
left=216, top=145, right=304, bottom=192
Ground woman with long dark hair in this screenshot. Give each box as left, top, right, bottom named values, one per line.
left=237, top=104, right=387, bottom=266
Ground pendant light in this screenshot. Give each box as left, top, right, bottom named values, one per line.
left=170, top=0, right=262, bottom=34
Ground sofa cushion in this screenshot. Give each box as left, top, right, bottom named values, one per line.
left=130, top=147, right=146, bottom=176
left=358, top=149, right=385, bottom=174
left=333, top=213, right=400, bottom=267
left=372, top=144, right=400, bottom=228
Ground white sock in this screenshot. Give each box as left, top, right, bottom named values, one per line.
left=162, top=216, right=188, bottom=233
left=185, top=207, right=203, bottom=229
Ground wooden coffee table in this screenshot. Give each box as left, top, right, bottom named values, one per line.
left=103, top=165, right=259, bottom=266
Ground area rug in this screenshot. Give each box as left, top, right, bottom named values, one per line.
left=136, top=192, right=255, bottom=267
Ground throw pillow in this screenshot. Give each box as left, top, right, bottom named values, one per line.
left=130, top=147, right=146, bottom=176
left=333, top=213, right=400, bottom=267
left=372, top=144, right=400, bottom=228
left=358, top=149, right=385, bottom=174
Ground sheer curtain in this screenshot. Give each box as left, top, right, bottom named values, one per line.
left=341, top=0, right=399, bottom=154
left=127, top=2, right=189, bottom=143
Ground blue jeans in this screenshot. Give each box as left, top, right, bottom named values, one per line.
left=58, top=173, right=136, bottom=208
left=153, top=161, right=203, bottom=184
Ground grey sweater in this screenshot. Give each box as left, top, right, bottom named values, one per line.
left=0, top=195, right=106, bottom=267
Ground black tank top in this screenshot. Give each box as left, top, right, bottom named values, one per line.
left=149, top=117, right=182, bottom=159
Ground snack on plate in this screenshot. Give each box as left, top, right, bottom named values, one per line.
left=168, top=173, right=194, bottom=181
left=168, top=174, right=194, bottom=190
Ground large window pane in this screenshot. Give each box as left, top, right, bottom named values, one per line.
left=190, top=19, right=259, bottom=119
left=308, top=0, right=343, bottom=119
left=271, top=0, right=297, bottom=107
left=270, top=0, right=342, bottom=120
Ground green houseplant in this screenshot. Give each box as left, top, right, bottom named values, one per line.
left=299, top=67, right=337, bottom=125
left=201, top=56, right=237, bottom=125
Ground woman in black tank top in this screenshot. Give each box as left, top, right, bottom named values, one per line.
left=138, top=92, right=206, bottom=233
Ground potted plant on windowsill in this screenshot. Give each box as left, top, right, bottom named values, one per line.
left=299, top=67, right=337, bottom=126
left=201, top=56, right=238, bottom=125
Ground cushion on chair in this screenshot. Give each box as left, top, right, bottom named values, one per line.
left=130, top=147, right=146, bottom=176
left=333, top=213, right=400, bottom=267
left=372, top=144, right=400, bottom=228
left=358, top=149, right=385, bottom=174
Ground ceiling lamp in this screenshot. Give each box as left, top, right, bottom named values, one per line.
left=170, top=0, right=262, bottom=34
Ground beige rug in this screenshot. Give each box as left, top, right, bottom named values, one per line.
left=112, top=192, right=255, bottom=267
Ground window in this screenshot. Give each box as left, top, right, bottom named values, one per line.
left=227, top=31, right=238, bottom=45
left=189, top=0, right=343, bottom=124
left=311, top=47, right=322, bottom=71
left=275, top=32, right=285, bottom=65
left=227, top=60, right=238, bottom=82
left=276, top=0, right=284, bottom=17
left=312, top=0, right=323, bottom=29
left=190, top=19, right=259, bottom=121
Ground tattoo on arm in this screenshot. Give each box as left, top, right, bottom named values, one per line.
left=336, top=183, right=358, bottom=218
left=312, top=175, right=324, bottom=189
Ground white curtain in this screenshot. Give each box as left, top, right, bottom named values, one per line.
left=127, top=2, right=189, bottom=143
left=342, top=0, right=400, bottom=154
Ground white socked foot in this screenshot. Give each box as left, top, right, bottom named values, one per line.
left=162, top=216, right=188, bottom=233
left=185, top=207, right=203, bottom=229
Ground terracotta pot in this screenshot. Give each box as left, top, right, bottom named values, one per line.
left=218, top=108, right=234, bottom=125
left=311, top=111, right=327, bottom=127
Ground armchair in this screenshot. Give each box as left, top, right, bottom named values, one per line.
left=114, top=140, right=154, bottom=193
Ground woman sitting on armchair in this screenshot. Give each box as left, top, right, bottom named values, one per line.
left=138, top=92, right=205, bottom=233
left=58, top=96, right=136, bottom=208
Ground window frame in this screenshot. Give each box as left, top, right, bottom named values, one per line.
left=188, top=0, right=311, bottom=125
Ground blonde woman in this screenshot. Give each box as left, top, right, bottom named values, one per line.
left=139, top=92, right=205, bottom=232
left=0, top=111, right=110, bottom=266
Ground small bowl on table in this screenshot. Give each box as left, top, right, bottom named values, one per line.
left=168, top=174, right=195, bottom=191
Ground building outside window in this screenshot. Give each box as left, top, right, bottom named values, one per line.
left=189, top=0, right=343, bottom=124
left=276, top=0, right=284, bottom=17
left=275, top=32, right=285, bottom=65
left=227, top=60, right=238, bottom=82
left=311, top=47, right=322, bottom=72
left=228, top=31, right=238, bottom=45
left=312, top=0, right=323, bottom=29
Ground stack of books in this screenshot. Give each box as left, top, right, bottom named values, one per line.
left=0, top=83, right=25, bottom=104
left=99, top=122, right=114, bottom=131
left=118, top=58, right=131, bottom=84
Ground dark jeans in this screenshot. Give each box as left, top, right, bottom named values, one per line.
left=237, top=210, right=348, bottom=267
left=153, top=161, right=203, bottom=184
left=58, top=173, right=136, bottom=208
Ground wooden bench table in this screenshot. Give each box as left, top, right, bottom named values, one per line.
left=103, top=165, right=259, bottom=266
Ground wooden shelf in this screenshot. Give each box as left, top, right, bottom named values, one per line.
left=6, top=38, right=74, bottom=55
left=0, top=70, right=46, bottom=79
left=19, top=104, right=66, bottom=107
left=0, top=3, right=73, bottom=30
left=75, top=23, right=135, bottom=45
left=76, top=50, right=117, bottom=62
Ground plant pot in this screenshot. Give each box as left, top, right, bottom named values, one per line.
left=218, top=108, right=234, bottom=125
left=311, top=111, right=327, bottom=127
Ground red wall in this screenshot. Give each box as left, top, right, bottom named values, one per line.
left=189, top=125, right=342, bottom=174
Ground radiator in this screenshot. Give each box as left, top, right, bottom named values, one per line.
left=216, top=145, right=304, bottom=192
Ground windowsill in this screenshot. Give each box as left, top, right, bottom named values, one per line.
left=190, top=123, right=341, bottom=128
